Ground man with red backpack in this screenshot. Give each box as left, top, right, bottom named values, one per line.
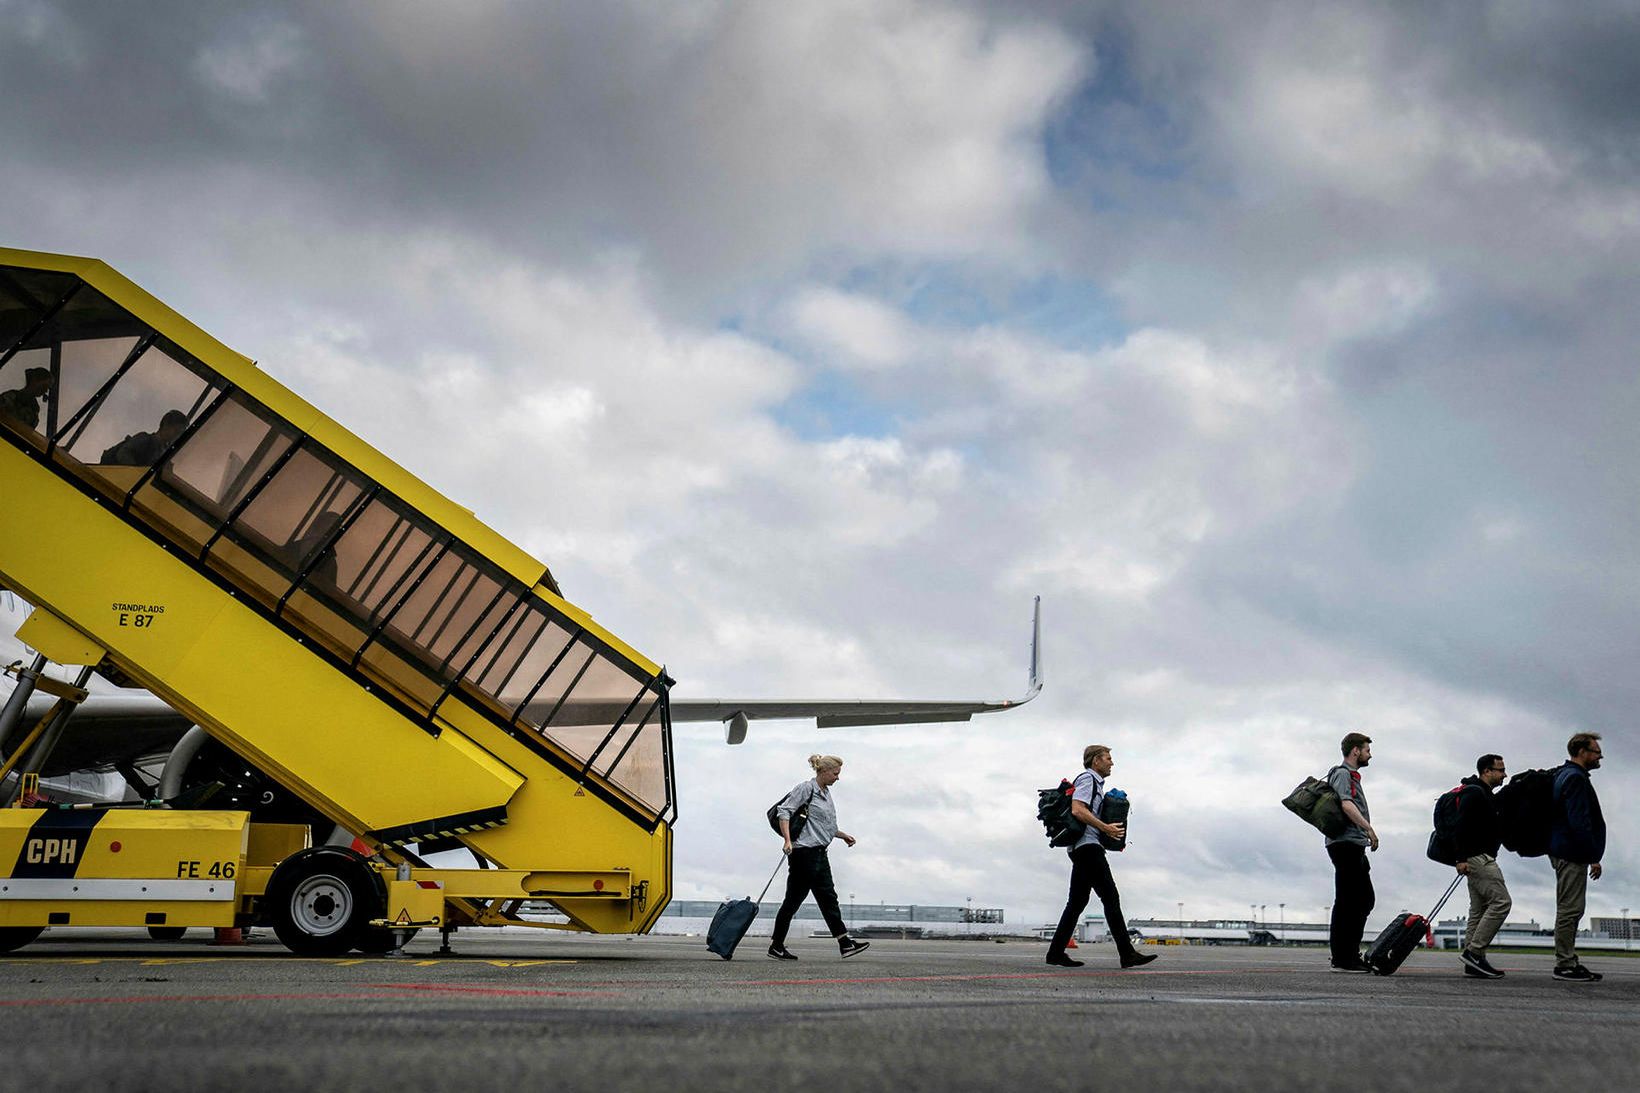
left=1447, top=754, right=1511, bottom=979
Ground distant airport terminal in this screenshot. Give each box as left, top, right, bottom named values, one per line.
left=654, top=900, right=1640, bottom=952
left=654, top=901, right=1004, bottom=938
left=1106, top=914, right=1640, bottom=953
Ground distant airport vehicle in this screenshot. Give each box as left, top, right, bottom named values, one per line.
left=0, top=248, right=1037, bottom=955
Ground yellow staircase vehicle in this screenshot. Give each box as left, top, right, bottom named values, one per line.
left=0, top=247, right=674, bottom=952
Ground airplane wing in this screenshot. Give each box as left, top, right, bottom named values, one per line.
left=6, top=597, right=1041, bottom=763
left=671, top=597, right=1043, bottom=743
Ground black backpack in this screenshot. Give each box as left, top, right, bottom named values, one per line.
left=1425, top=784, right=1466, bottom=865
left=766, top=784, right=813, bottom=841
left=1496, top=768, right=1556, bottom=857
left=1037, top=779, right=1086, bottom=847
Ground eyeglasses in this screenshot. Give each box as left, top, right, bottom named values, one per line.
left=1487, top=767, right=1506, bottom=774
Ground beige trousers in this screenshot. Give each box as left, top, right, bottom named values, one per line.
left=1550, top=856, right=1589, bottom=970
left=1461, top=854, right=1511, bottom=954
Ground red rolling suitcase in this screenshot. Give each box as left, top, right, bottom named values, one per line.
left=1365, top=876, right=1462, bottom=976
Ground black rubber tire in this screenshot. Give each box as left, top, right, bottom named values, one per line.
left=355, top=926, right=420, bottom=955
left=147, top=925, right=188, bottom=941
left=0, top=926, right=44, bottom=953
left=266, top=847, right=382, bottom=957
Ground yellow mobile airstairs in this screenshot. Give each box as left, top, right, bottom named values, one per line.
left=0, top=248, right=674, bottom=954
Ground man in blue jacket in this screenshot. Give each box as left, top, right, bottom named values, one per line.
left=1549, top=732, right=1606, bottom=982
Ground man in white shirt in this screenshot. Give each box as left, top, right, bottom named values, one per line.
left=1045, top=744, right=1158, bottom=969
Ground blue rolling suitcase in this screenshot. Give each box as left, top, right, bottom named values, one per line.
left=707, top=857, right=785, bottom=960
left=1365, top=875, right=1462, bottom=976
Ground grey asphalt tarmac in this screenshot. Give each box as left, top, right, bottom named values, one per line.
left=1, top=931, right=1633, bottom=1092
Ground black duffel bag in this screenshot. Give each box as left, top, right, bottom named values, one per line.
left=1099, top=788, right=1130, bottom=851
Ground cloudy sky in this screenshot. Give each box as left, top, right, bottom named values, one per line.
left=4, top=0, right=1636, bottom=932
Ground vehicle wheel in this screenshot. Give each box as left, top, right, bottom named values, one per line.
left=0, top=926, right=44, bottom=953
left=355, top=926, right=420, bottom=955
left=147, top=926, right=188, bottom=941
left=266, top=847, right=382, bottom=957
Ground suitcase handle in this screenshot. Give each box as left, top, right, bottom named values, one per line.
left=757, top=855, right=786, bottom=903
left=1427, top=875, right=1463, bottom=922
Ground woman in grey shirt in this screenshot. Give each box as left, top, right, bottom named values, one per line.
left=769, top=754, right=869, bottom=960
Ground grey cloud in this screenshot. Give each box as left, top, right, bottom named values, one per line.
left=1014, top=2, right=1640, bottom=340
left=3, top=0, right=1635, bottom=930
left=2, top=1, right=1082, bottom=301
left=1393, top=1, right=1640, bottom=175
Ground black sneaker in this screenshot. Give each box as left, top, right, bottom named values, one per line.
left=1120, top=952, right=1158, bottom=969
left=1460, top=949, right=1504, bottom=979
left=766, top=944, right=798, bottom=961
left=1045, top=951, right=1085, bottom=968
left=839, top=938, right=870, bottom=959
left=1330, top=959, right=1372, bottom=974
left=1553, top=964, right=1602, bottom=982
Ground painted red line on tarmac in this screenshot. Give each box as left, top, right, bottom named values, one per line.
left=539, top=967, right=1297, bottom=991
left=0, top=989, right=426, bottom=1009
left=0, top=965, right=1406, bottom=1009
left=370, top=983, right=617, bottom=998
left=730, top=967, right=1293, bottom=987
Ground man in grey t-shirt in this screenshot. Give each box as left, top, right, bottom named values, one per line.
left=1326, top=732, right=1379, bottom=972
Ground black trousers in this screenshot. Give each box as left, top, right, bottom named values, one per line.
left=771, top=846, right=848, bottom=946
left=1328, top=841, right=1375, bottom=963
left=1049, top=844, right=1136, bottom=957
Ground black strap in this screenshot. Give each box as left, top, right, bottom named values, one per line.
left=788, top=780, right=817, bottom=833
left=1552, top=765, right=1577, bottom=800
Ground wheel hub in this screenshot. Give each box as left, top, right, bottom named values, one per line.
left=291, top=875, right=353, bottom=936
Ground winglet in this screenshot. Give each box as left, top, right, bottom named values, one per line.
left=1025, top=595, right=1043, bottom=700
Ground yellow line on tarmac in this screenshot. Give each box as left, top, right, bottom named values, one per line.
left=0, top=957, right=578, bottom=967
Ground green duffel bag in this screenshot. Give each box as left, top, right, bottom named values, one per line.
left=1282, top=774, right=1348, bottom=838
